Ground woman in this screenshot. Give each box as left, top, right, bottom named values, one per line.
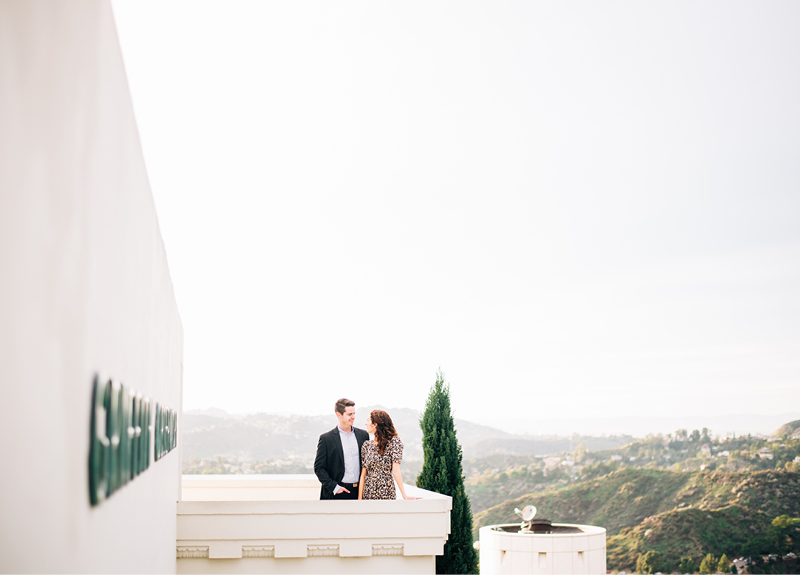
left=358, top=409, right=419, bottom=500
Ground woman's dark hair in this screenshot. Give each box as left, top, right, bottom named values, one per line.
left=370, top=409, right=397, bottom=456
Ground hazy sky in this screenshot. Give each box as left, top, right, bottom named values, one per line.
left=111, top=1, right=800, bottom=432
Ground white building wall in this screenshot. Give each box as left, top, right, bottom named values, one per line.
left=0, top=2, right=183, bottom=572
left=479, top=524, right=607, bottom=575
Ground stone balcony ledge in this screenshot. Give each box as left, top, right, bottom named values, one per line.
left=177, top=474, right=452, bottom=574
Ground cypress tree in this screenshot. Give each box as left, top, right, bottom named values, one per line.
left=417, top=370, right=478, bottom=574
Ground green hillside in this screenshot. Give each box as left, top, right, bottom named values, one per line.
left=774, top=419, right=800, bottom=438
left=607, top=505, right=773, bottom=571
left=467, top=425, right=800, bottom=516
left=473, top=468, right=800, bottom=572
left=474, top=468, right=692, bottom=536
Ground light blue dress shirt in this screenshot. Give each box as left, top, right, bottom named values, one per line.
left=335, top=426, right=360, bottom=494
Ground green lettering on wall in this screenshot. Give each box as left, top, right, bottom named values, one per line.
left=120, top=384, right=131, bottom=487
left=88, top=374, right=176, bottom=507
left=172, top=410, right=178, bottom=449
left=89, top=375, right=110, bottom=506
left=131, top=393, right=140, bottom=477
left=143, top=398, right=151, bottom=473
left=154, top=403, right=178, bottom=462
left=107, top=379, right=121, bottom=496
left=153, top=403, right=163, bottom=461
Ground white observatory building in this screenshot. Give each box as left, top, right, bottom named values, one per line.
left=479, top=506, right=607, bottom=575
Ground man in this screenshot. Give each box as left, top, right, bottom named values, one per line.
left=314, top=398, right=370, bottom=500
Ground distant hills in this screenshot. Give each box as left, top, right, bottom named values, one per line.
left=181, top=406, right=508, bottom=464
left=465, top=436, right=633, bottom=458
left=479, top=412, right=800, bottom=437
left=181, top=406, right=631, bottom=467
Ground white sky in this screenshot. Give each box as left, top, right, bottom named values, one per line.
left=111, top=1, right=800, bottom=432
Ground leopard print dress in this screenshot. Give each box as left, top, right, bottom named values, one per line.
left=360, top=436, right=403, bottom=500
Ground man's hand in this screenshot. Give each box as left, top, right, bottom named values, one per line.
left=335, top=486, right=350, bottom=495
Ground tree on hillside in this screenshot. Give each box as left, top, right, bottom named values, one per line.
left=635, top=550, right=662, bottom=574
left=717, top=553, right=731, bottom=573
left=417, top=370, right=478, bottom=574
left=678, top=556, right=697, bottom=573
left=698, top=553, right=718, bottom=574
left=769, top=514, right=800, bottom=553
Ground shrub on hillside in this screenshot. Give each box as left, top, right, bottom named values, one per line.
left=678, top=555, right=697, bottom=573
left=635, top=550, right=662, bottom=574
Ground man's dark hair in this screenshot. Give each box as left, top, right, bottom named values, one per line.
left=334, top=398, right=355, bottom=415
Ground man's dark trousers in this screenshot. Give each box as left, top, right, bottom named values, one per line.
left=332, top=483, right=359, bottom=500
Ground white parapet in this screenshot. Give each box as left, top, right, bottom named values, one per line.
left=479, top=523, right=607, bottom=575
left=183, top=474, right=322, bottom=501
left=177, top=474, right=452, bottom=574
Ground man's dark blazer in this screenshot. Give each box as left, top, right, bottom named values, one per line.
left=314, top=426, right=370, bottom=499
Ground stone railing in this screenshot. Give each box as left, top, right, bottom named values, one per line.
left=177, top=474, right=451, bottom=574
left=182, top=474, right=321, bottom=501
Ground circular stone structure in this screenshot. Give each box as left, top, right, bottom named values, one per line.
left=479, top=522, right=606, bottom=574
